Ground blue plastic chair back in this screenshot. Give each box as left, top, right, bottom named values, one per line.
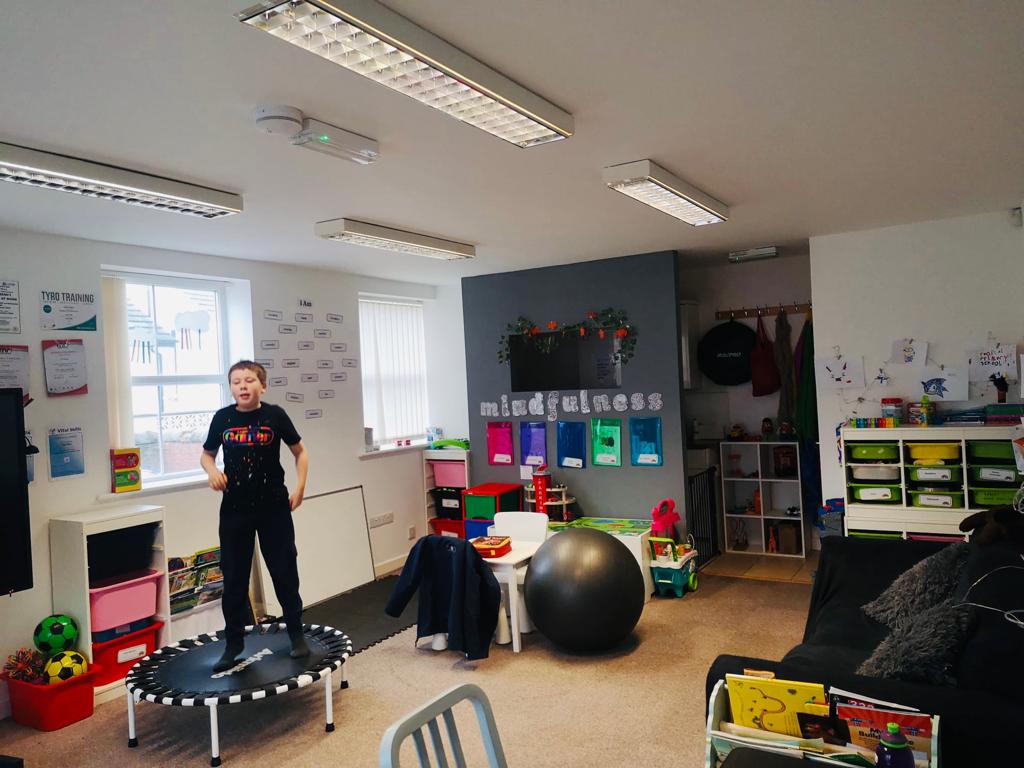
left=379, top=683, right=508, bottom=768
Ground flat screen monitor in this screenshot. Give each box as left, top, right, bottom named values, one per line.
left=508, top=332, right=621, bottom=392
left=0, top=387, right=31, bottom=595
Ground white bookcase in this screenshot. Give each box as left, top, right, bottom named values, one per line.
left=423, top=448, right=470, bottom=529
left=841, top=425, right=1018, bottom=537
left=49, top=504, right=171, bottom=704
left=719, top=441, right=805, bottom=558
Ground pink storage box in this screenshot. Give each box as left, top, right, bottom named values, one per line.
left=428, top=460, right=467, bottom=488
left=908, top=533, right=965, bottom=543
left=89, top=569, right=162, bottom=632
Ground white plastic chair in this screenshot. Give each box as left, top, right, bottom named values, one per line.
left=490, top=512, right=549, bottom=634
left=379, top=683, right=508, bottom=768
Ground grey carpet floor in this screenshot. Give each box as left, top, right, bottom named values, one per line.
left=0, top=576, right=810, bottom=768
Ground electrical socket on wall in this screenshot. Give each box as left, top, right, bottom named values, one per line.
left=368, top=511, right=394, bottom=529
left=407, top=525, right=416, bottom=540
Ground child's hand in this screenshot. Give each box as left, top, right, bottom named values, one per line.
left=289, top=489, right=304, bottom=511
left=207, top=470, right=228, bottom=491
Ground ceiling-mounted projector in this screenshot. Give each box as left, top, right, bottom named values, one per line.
left=728, top=246, right=778, bottom=263
left=253, top=105, right=379, bottom=165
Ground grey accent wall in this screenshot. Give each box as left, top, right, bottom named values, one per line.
left=462, top=251, right=685, bottom=519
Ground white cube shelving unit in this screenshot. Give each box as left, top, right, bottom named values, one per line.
left=49, top=504, right=170, bottom=704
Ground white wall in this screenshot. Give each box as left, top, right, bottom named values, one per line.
left=424, top=282, right=469, bottom=440
left=0, top=228, right=463, bottom=713
left=680, top=254, right=812, bottom=437
left=811, top=210, right=1024, bottom=499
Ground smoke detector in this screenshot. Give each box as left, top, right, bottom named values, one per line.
left=253, top=105, right=303, bottom=136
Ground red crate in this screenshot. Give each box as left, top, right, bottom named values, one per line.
left=428, top=518, right=465, bottom=539
left=91, top=620, right=163, bottom=685
left=3, top=664, right=102, bottom=731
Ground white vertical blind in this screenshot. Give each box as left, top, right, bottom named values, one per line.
left=101, top=275, right=135, bottom=447
left=359, top=297, right=429, bottom=443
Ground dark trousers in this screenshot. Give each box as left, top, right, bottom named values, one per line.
left=219, top=489, right=303, bottom=644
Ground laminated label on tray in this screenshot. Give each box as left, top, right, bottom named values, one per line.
left=859, top=487, right=893, bottom=500
left=981, top=467, right=1016, bottom=482
left=917, top=468, right=952, bottom=481
left=919, top=494, right=953, bottom=507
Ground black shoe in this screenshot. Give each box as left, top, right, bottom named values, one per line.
left=213, top=643, right=244, bottom=673
left=289, top=630, right=310, bottom=659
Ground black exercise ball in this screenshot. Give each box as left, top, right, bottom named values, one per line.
left=524, top=528, right=645, bottom=652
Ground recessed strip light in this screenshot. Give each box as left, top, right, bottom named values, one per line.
left=237, top=0, right=573, bottom=148
left=602, top=159, right=728, bottom=226
left=0, top=141, right=242, bottom=219
left=315, top=218, right=475, bottom=260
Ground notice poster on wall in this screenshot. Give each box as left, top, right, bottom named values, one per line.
left=48, top=425, right=85, bottom=479
left=39, top=290, right=97, bottom=331
left=42, top=339, right=88, bottom=396
left=0, top=280, right=21, bottom=333
left=0, top=345, right=30, bottom=403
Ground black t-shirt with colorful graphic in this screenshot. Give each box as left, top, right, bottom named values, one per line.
left=203, top=403, right=301, bottom=497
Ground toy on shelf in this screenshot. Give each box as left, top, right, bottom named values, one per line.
left=648, top=536, right=699, bottom=597
left=4, top=648, right=45, bottom=684
left=109, top=448, right=142, bottom=493
left=524, top=482, right=577, bottom=522
left=650, top=498, right=680, bottom=541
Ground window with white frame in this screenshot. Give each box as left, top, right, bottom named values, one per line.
left=104, top=272, right=230, bottom=482
left=358, top=297, right=429, bottom=445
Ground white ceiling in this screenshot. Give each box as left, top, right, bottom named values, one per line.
left=1, top=1, right=1022, bottom=285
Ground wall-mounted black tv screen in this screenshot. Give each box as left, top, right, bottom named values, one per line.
left=0, top=388, right=32, bottom=595
left=509, top=332, right=621, bottom=392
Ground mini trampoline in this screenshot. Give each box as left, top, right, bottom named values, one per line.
left=125, top=623, right=351, bottom=766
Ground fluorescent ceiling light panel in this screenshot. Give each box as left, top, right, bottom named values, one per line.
left=237, top=0, right=573, bottom=148
left=315, top=218, right=475, bottom=260
left=602, top=159, right=728, bottom=226
left=291, top=117, right=380, bottom=164
left=728, top=246, right=778, bottom=263
left=0, top=142, right=241, bottom=219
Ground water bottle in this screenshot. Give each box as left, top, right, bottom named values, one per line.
left=875, top=722, right=915, bottom=768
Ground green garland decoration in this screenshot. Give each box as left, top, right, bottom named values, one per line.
left=497, top=308, right=637, bottom=365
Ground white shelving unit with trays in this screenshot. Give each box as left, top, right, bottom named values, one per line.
left=720, top=441, right=805, bottom=558
left=423, top=447, right=471, bottom=533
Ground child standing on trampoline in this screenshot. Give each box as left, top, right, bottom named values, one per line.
left=201, top=360, right=310, bottom=672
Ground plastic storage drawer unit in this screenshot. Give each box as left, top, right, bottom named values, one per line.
left=428, top=460, right=468, bottom=488
left=429, top=487, right=464, bottom=519
left=464, top=518, right=493, bottom=540
left=967, top=441, right=1014, bottom=462
left=848, top=483, right=902, bottom=503
left=969, top=487, right=1018, bottom=508
left=429, top=518, right=465, bottom=538
left=847, top=443, right=899, bottom=462
left=906, top=465, right=962, bottom=483
left=91, top=621, right=162, bottom=686
left=905, top=443, right=960, bottom=461
left=908, top=489, right=964, bottom=508
left=463, top=483, right=523, bottom=520
left=89, top=569, right=162, bottom=632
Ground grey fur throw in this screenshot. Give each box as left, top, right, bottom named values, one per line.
left=862, top=542, right=969, bottom=629
left=857, top=598, right=972, bottom=685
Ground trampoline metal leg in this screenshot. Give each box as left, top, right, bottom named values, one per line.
left=210, top=704, right=221, bottom=767
left=324, top=668, right=335, bottom=732
left=127, top=690, right=138, bottom=747
left=340, top=661, right=349, bottom=689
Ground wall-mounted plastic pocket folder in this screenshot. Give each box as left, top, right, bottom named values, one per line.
left=591, top=418, right=622, bottom=467
left=519, top=421, right=547, bottom=467
left=486, top=421, right=513, bottom=465
left=556, top=421, right=586, bottom=469
left=630, top=417, right=663, bottom=466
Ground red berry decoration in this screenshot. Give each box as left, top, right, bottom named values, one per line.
left=598, top=329, right=606, bottom=339
left=547, top=321, right=558, bottom=330
left=615, top=328, right=628, bottom=338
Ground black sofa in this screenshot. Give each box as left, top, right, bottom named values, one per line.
left=706, top=535, right=1024, bottom=766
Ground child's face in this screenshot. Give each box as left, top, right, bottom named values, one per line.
left=230, top=368, right=266, bottom=410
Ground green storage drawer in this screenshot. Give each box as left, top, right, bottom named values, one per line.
left=967, top=464, right=1021, bottom=484
left=847, top=443, right=899, bottom=462
left=905, top=465, right=962, bottom=483
left=849, top=531, right=903, bottom=540
left=966, top=440, right=1014, bottom=462
left=969, top=486, right=1018, bottom=508
left=907, top=488, right=964, bottom=509
left=848, top=483, right=902, bottom=503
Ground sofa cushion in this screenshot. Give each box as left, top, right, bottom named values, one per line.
left=782, top=643, right=872, bottom=671
left=954, top=542, right=1024, bottom=696
left=862, top=542, right=968, bottom=629
left=857, top=598, right=971, bottom=685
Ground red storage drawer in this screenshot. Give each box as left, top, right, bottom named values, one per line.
left=91, top=620, right=163, bottom=685
left=89, top=569, right=162, bottom=632
left=3, top=664, right=102, bottom=731
left=428, top=518, right=465, bottom=539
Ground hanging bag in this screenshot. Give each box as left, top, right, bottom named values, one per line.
left=751, top=315, right=781, bottom=396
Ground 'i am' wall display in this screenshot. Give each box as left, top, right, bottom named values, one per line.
left=556, top=421, right=586, bottom=469
left=519, top=421, right=547, bottom=467
left=629, top=417, right=663, bottom=466
left=591, top=418, right=622, bottom=466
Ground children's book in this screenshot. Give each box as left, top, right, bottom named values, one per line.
left=836, top=703, right=933, bottom=762
left=726, top=674, right=827, bottom=737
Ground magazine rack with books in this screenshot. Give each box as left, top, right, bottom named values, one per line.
left=704, top=678, right=940, bottom=768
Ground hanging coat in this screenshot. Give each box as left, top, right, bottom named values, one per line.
left=751, top=315, right=781, bottom=396
left=794, top=315, right=818, bottom=441
left=385, top=535, right=501, bottom=661
left=774, top=310, right=795, bottom=426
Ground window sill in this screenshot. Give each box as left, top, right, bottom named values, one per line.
left=96, top=475, right=209, bottom=503
left=358, top=441, right=428, bottom=461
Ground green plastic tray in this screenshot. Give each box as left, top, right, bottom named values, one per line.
left=847, top=443, right=899, bottom=461
left=968, top=464, right=1022, bottom=484
left=907, top=489, right=964, bottom=509
left=849, top=531, right=903, bottom=540
left=966, top=441, right=1014, bottom=462
left=905, top=465, right=962, bottom=483
left=968, top=486, right=1017, bottom=507
left=848, top=483, right=902, bottom=503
